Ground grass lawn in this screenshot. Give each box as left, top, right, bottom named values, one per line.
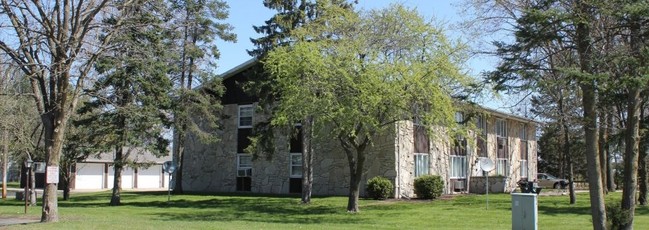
left=1, top=191, right=647, bottom=229
left=0, top=182, right=20, bottom=188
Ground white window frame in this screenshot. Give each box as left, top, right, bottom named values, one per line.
left=237, top=154, right=252, bottom=177
left=450, top=155, right=467, bottom=179
left=520, top=124, right=528, bottom=178
left=496, top=158, right=509, bottom=176
left=496, top=119, right=508, bottom=176
left=238, top=105, right=253, bottom=128
left=414, top=153, right=429, bottom=177
left=520, top=159, right=528, bottom=178
left=289, top=153, right=302, bottom=178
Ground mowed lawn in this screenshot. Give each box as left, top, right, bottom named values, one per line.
left=1, top=190, right=648, bottom=229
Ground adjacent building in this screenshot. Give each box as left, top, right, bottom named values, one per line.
left=182, top=59, right=538, bottom=197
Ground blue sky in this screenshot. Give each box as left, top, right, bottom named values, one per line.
left=215, top=0, right=511, bottom=111
left=217, top=0, right=472, bottom=73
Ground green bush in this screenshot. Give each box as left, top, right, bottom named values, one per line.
left=414, top=175, right=444, bottom=199
left=366, top=176, right=393, bottom=200
left=606, top=203, right=631, bottom=229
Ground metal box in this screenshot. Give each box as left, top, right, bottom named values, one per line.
left=511, top=193, right=538, bottom=230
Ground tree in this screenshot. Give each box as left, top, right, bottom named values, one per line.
left=77, top=1, right=173, bottom=206
left=0, top=1, right=135, bottom=222
left=248, top=0, right=355, bottom=204
left=475, top=0, right=649, bottom=228
left=0, top=64, right=43, bottom=204
left=167, top=0, right=235, bottom=194
left=264, top=4, right=470, bottom=212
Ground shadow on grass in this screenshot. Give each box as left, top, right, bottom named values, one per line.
left=56, top=191, right=363, bottom=225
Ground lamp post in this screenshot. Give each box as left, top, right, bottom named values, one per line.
left=24, top=159, right=32, bottom=214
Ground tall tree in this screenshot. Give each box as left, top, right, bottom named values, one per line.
left=472, top=0, right=611, bottom=227
left=0, top=0, right=135, bottom=222
left=0, top=64, right=43, bottom=203
left=168, top=0, right=235, bottom=194
left=247, top=0, right=355, bottom=204
left=264, top=4, right=471, bottom=212
left=617, top=1, right=649, bottom=227
left=77, top=0, right=173, bottom=206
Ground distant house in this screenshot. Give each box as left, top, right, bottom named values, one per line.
left=182, top=59, right=538, bottom=197
left=71, top=149, right=171, bottom=190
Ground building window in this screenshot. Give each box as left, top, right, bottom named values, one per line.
left=414, top=153, right=429, bottom=177
left=496, top=119, right=508, bottom=176
left=237, top=154, right=252, bottom=191
left=414, top=125, right=429, bottom=154
left=238, top=105, right=253, bottom=128
left=520, top=124, right=528, bottom=178
left=290, top=153, right=302, bottom=178
left=476, top=115, right=487, bottom=158
left=451, top=137, right=467, bottom=178
left=289, top=153, right=302, bottom=193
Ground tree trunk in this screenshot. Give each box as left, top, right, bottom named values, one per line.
left=2, top=128, right=7, bottom=200
left=41, top=111, right=69, bottom=222
left=173, top=128, right=185, bottom=194
left=568, top=160, right=576, bottom=204
left=110, top=147, right=123, bottom=206
left=620, top=88, right=641, bottom=230
left=607, top=114, right=616, bottom=192
left=558, top=87, right=575, bottom=204
left=599, top=112, right=608, bottom=194
left=301, top=116, right=314, bottom=204
left=344, top=146, right=366, bottom=213
left=619, top=15, right=644, bottom=230
left=639, top=129, right=648, bottom=206
left=62, top=164, right=71, bottom=201
left=30, top=168, right=36, bottom=206
left=576, top=1, right=607, bottom=227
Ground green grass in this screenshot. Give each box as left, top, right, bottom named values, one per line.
left=0, top=181, right=20, bottom=188
left=1, top=191, right=648, bottom=229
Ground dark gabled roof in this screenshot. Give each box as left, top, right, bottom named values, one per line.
left=82, top=147, right=171, bottom=164
left=219, top=58, right=259, bottom=81
left=217, top=58, right=539, bottom=125
left=479, top=105, right=539, bottom=125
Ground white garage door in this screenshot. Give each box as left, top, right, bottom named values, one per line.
left=108, top=166, right=134, bottom=189
left=75, top=163, right=104, bottom=190
left=137, top=165, right=162, bottom=189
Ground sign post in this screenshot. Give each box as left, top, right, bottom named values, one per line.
left=162, top=161, right=176, bottom=203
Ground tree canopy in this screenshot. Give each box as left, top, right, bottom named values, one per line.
left=264, top=3, right=472, bottom=212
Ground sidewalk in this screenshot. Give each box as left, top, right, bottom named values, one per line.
left=0, top=217, right=39, bottom=228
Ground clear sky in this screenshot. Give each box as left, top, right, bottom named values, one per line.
left=217, top=0, right=472, bottom=74
left=215, top=0, right=512, bottom=111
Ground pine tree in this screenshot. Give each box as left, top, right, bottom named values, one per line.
left=168, top=0, right=235, bottom=193
left=77, top=1, right=173, bottom=206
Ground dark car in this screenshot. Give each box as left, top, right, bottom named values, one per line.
left=537, top=173, right=569, bottom=189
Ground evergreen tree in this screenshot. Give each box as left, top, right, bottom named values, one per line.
left=77, top=1, right=173, bottom=206
left=168, top=0, right=235, bottom=193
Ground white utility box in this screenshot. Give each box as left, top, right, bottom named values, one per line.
left=511, top=193, right=538, bottom=230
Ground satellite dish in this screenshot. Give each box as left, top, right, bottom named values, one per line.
left=163, top=161, right=177, bottom=174
left=479, top=158, right=495, bottom=172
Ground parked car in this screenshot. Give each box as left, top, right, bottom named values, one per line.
left=537, top=173, right=569, bottom=189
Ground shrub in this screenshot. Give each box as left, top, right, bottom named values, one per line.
left=366, top=176, right=393, bottom=200
left=414, top=175, right=444, bottom=199
left=606, top=203, right=631, bottom=229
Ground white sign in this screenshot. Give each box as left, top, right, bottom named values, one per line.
left=46, top=166, right=59, bottom=184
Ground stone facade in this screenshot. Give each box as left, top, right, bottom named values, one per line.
left=182, top=60, right=538, bottom=197
left=183, top=103, right=399, bottom=196
left=183, top=104, right=538, bottom=197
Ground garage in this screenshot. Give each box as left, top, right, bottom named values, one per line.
left=108, top=166, right=134, bottom=189
left=137, top=165, right=163, bottom=189
left=75, top=163, right=104, bottom=190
